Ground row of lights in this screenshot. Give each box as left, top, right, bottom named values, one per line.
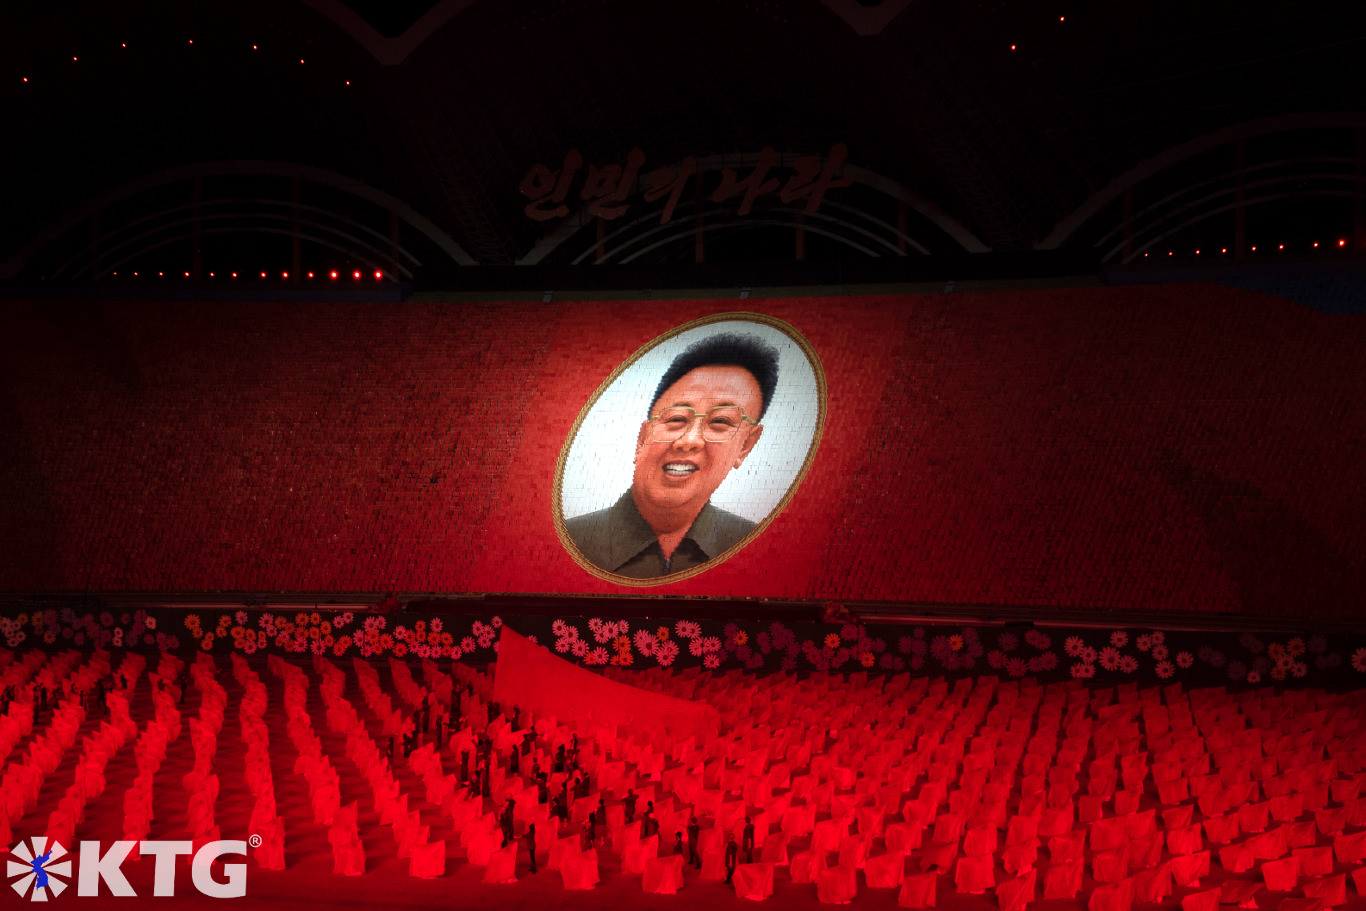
left=1144, top=239, right=1351, bottom=258
left=110, top=271, right=387, bottom=280
left=20, top=40, right=354, bottom=87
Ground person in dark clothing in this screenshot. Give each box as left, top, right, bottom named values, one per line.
left=459, top=749, right=470, bottom=782
left=743, top=817, right=755, bottom=864
left=501, top=799, right=516, bottom=847
left=524, top=823, right=537, bottom=874
left=725, top=835, right=739, bottom=885
left=582, top=819, right=595, bottom=851
left=553, top=745, right=566, bottom=774
left=687, top=816, right=701, bottom=868
left=536, top=773, right=549, bottom=805
left=623, top=789, right=638, bottom=823
left=511, top=705, right=521, bottom=732
left=674, top=832, right=684, bottom=855
left=510, top=747, right=520, bottom=776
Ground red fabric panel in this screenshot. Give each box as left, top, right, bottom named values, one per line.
left=492, top=628, right=718, bottom=737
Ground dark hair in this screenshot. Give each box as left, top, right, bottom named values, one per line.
left=648, top=333, right=780, bottom=421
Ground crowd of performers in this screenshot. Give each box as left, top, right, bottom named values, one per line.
left=380, top=688, right=758, bottom=885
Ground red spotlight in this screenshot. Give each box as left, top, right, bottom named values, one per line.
left=260, top=271, right=267, bottom=278
left=1010, top=44, right=1016, bottom=51
left=158, top=272, right=163, bottom=277
left=232, top=272, right=238, bottom=278
left=1220, top=248, right=1227, bottom=254
left=353, top=271, right=361, bottom=280
left=1279, top=244, right=1284, bottom=250
left=209, top=272, right=214, bottom=277
left=1195, top=250, right=1200, bottom=255
left=1339, top=239, right=1347, bottom=247
left=1313, top=242, right=1319, bottom=248
left=1251, top=246, right=1257, bottom=251
left=307, top=272, right=314, bottom=279
left=374, top=271, right=382, bottom=280
left=330, top=271, right=338, bottom=279
left=133, top=272, right=138, bottom=277
left=184, top=271, right=190, bottom=277
left=282, top=271, right=289, bottom=279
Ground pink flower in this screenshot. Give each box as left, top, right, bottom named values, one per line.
left=1119, top=655, right=1139, bottom=674
left=491, top=616, right=503, bottom=628
left=1071, top=662, right=1095, bottom=679
left=1151, top=644, right=1168, bottom=661
left=1005, top=657, right=1027, bottom=677
left=1025, top=630, right=1050, bottom=650
left=1149, top=631, right=1165, bottom=646
left=461, top=636, right=475, bottom=652
left=588, top=647, right=609, bottom=666
left=555, top=637, right=573, bottom=653
left=427, top=617, right=440, bottom=633
left=1176, top=651, right=1194, bottom=668
left=1352, top=648, right=1366, bottom=673
left=1135, top=634, right=1152, bottom=652
left=1246, top=670, right=1262, bottom=684
left=1110, top=630, right=1128, bottom=647
left=675, top=620, right=701, bottom=639
left=689, top=638, right=705, bottom=657
left=634, top=630, right=657, bottom=656
left=552, top=619, right=569, bottom=637
left=704, top=653, right=720, bottom=669
left=1064, top=636, right=1085, bottom=657
left=571, top=640, right=589, bottom=657
left=1079, top=646, right=1097, bottom=664
left=656, top=640, right=680, bottom=667
left=988, top=650, right=1006, bottom=669
left=701, top=636, right=721, bottom=653
left=1099, top=647, right=1121, bottom=671
left=1155, top=660, right=1174, bottom=679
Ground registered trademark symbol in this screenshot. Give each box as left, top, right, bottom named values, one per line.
left=248, top=834, right=262, bottom=848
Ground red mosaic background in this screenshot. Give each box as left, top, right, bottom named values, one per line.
left=1, top=285, right=1362, bottom=616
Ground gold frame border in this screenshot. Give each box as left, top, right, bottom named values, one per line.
left=552, top=311, right=829, bottom=587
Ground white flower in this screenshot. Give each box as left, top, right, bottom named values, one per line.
left=1110, top=631, right=1128, bottom=648
left=1071, top=662, right=1095, bottom=679
left=1099, top=647, right=1121, bottom=671
left=1176, top=651, right=1194, bottom=668
left=1151, top=644, right=1168, bottom=661
left=1155, top=660, right=1175, bottom=679
left=1064, top=636, right=1085, bottom=657
left=675, top=620, right=701, bottom=639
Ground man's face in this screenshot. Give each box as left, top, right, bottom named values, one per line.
left=632, top=364, right=764, bottom=518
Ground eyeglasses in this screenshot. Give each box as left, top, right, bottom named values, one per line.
left=649, top=405, right=758, bottom=443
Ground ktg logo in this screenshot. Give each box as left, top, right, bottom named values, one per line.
left=8, top=837, right=248, bottom=900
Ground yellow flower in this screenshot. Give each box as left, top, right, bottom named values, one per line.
left=949, top=635, right=964, bottom=652
left=734, top=631, right=748, bottom=646
left=825, top=633, right=841, bottom=649
left=861, top=652, right=876, bottom=668
left=1286, top=638, right=1305, bottom=657
left=231, top=626, right=245, bottom=640
left=657, top=626, right=670, bottom=640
